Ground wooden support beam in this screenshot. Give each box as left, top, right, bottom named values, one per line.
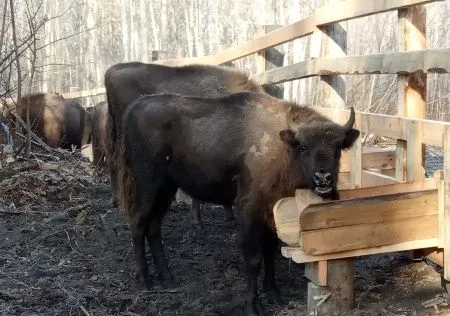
left=397, top=6, right=427, bottom=118
left=305, top=261, right=328, bottom=286
left=282, top=238, right=438, bottom=263
left=350, top=111, right=362, bottom=188
left=396, top=139, right=407, bottom=181
left=435, top=171, right=445, bottom=248
left=406, top=120, right=425, bottom=181
left=443, top=127, right=450, bottom=279
left=307, top=260, right=353, bottom=315
left=256, top=25, right=284, bottom=99
left=307, top=3, right=353, bottom=312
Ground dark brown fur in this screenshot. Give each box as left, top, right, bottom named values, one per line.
left=15, top=93, right=88, bottom=150
left=104, top=61, right=263, bottom=214
left=91, top=101, right=108, bottom=171
left=117, top=91, right=360, bottom=315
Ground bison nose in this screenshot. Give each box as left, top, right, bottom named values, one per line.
left=314, top=172, right=331, bottom=186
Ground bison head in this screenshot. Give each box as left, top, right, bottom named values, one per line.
left=279, top=106, right=360, bottom=199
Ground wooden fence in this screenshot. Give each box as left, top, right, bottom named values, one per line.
left=60, top=0, right=449, bottom=313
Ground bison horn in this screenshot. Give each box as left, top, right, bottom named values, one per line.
left=286, top=106, right=301, bottom=131
left=343, top=107, right=355, bottom=132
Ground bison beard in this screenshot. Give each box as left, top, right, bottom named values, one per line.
left=117, top=91, right=359, bottom=316
left=104, top=62, right=264, bottom=228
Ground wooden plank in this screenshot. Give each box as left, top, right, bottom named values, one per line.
left=444, top=126, right=450, bottom=279
left=361, top=170, right=402, bottom=187
left=301, top=214, right=437, bottom=255
left=350, top=111, right=362, bottom=188
left=338, top=178, right=438, bottom=200
left=396, top=140, right=407, bottom=181
left=251, top=49, right=450, bottom=85
left=314, top=107, right=450, bottom=147
left=305, top=261, right=328, bottom=286
left=407, top=120, right=425, bottom=181
left=301, top=189, right=438, bottom=231
left=434, top=170, right=445, bottom=248
left=284, top=238, right=438, bottom=263
left=340, top=150, right=396, bottom=173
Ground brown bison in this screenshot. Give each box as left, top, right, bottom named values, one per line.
left=14, top=93, right=91, bottom=150
left=90, top=101, right=108, bottom=171
left=117, top=91, right=360, bottom=315
left=104, top=62, right=264, bottom=227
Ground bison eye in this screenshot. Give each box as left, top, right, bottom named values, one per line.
left=299, top=145, right=307, bottom=152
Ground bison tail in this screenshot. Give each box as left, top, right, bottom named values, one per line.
left=116, top=134, right=135, bottom=216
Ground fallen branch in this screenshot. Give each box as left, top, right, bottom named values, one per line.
left=11, top=111, right=53, bottom=151
left=58, top=285, right=91, bottom=316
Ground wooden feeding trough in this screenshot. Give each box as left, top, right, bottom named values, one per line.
left=273, top=178, right=442, bottom=315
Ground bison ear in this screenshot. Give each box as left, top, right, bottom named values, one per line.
left=279, top=130, right=298, bottom=147
left=342, top=128, right=360, bottom=149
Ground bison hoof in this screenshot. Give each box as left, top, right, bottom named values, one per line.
left=110, top=197, right=118, bottom=208
left=160, top=274, right=176, bottom=287
left=136, top=271, right=152, bottom=290
left=246, top=296, right=267, bottom=316
left=266, top=287, right=284, bottom=306
left=263, top=281, right=283, bottom=306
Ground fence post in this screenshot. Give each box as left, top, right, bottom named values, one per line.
left=396, top=6, right=427, bottom=184
left=256, top=25, right=284, bottom=99
left=306, top=1, right=354, bottom=315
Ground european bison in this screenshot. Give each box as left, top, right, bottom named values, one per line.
left=90, top=101, right=108, bottom=171
left=117, top=91, right=360, bottom=315
left=104, top=62, right=264, bottom=227
left=15, top=93, right=91, bottom=150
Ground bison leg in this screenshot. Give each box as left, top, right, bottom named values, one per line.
left=262, top=226, right=283, bottom=305
left=130, top=214, right=152, bottom=290
left=223, top=204, right=235, bottom=222
left=190, top=199, right=202, bottom=230
left=109, top=166, right=119, bottom=207
left=240, top=215, right=266, bottom=316
left=146, top=181, right=177, bottom=285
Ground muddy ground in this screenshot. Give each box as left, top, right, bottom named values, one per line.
left=0, top=145, right=449, bottom=316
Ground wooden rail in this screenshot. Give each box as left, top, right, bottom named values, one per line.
left=60, top=0, right=447, bottom=100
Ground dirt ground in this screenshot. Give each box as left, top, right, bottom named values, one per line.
left=0, top=145, right=449, bottom=316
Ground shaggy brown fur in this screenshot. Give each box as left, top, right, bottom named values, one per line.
left=91, top=101, right=108, bottom=171
left=117, top=91, right=360, bottom=315
left=104, top=61, right=263, bottom=211
left=14, top=93, right=91, bottom=150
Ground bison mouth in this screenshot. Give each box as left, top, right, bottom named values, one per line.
left=313, top=186, right=333, bottom=196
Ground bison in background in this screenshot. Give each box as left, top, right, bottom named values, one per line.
left=14, top=93, right=91, bottom=150
left=104, top=62, right=264, bottom=228
left=90, top=100, right=108, bottom=172
left=116, top=91, right=360, bottom=315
